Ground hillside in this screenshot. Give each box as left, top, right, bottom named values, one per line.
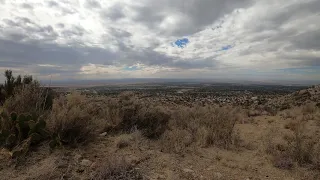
left=0, top=84, right=320, bottom=180
left=266, top=85, right=320, bottom=109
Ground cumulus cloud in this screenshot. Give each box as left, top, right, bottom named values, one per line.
left=0, top=0, right=319, bottom=83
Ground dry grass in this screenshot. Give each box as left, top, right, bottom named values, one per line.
left=2, top=83, right=53, bottom=118
left=47, top=92, right=97, bottom=146
left=104, top=93, right=170, bottom=139
left=160, top=128, right=193, bottom=153
left=115, top=134, right=134, bottom=149
left=161, top=105, right=240, bottom=151
left=92, top=156, right=143, bottom=180
left=266, top=108, right=320, bottom=170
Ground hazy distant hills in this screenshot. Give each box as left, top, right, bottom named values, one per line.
left=39, top=78, right=320, bottom=87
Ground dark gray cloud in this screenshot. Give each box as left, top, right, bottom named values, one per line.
left=291, top=30, right=320, bottom=50
left=61, top=25, right=86, bottom=37
left=130, top=0, right=252, bottom=36
left=3, top=17, right=58, bottom=42
left=100, top=4, right=125, bottom=21
left=47, top=1, right=59, bottom=7
left=279, top=53, right=320, bottom=67
left=85, top=0, right=101, bottom=9
left=1, top=0, right=320, bottom=81
left=0, top=38, right=126, bottom=71
left=21, top=3, right=33, bottom=9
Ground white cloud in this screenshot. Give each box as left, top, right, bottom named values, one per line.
left=0, top=0, right=319, bottom=83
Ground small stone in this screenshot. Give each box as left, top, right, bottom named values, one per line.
left=183, top=168, right=194, bottom=173
left=74, top=154, right=82, bottom=162
left=100, top=132, right=107, bottom=137
left=80, top=159, right=92, bottom=166
left=90, top=162, right=98, bottom=170
left=213, top=172, right=223, bottom=179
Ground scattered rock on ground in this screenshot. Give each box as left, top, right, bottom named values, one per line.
left=80, top=159, right=92, bottom=166
left=213, top=172, right=223, bottom=179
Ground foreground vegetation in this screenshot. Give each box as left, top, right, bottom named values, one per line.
left=0, top=70, right=320, bottom=179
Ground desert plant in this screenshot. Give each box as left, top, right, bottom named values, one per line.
left=2, top=83, right=53, bottom=118
left=168, top=105, right=240, bottom=149
left=268, top=118, right=320, bottom=170
left=0, top=111, right=48, bottom=158
left=4, top=70, right=15, bottom=97
left=92, top=156, right=143, bottom=180
left=47, top=94, right=96, bottom=148
left=106, top=93, right=170, bottom=139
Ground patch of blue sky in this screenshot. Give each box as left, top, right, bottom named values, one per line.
left=123, top=65, right=141, bottom=71
left=173, top=38, right=189, bottom=48
left=221, top=45, right=233, bottom=51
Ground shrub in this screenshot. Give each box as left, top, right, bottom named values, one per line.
left=47, top=93, right=96, bottom=147
left=92, top=156, right=143, bottom=180
left=115, top=134, right=133, bottom=149
left=106, top=93, right=170, bottom=139
left=0, top=111, right=48, bottom=158
left=160, top=128, right=193, bottom=153
left=2, top=83, right=53, bottom=118
left=268, top=119, right=320, bottom=169
left=301, top=103, right=317, bottom=115
left=136, top=106, right=170, bottom=139
left=168, top=105, right=240, bottom=149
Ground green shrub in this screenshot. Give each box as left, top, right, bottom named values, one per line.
left=0, top=111, right=48, bottom=158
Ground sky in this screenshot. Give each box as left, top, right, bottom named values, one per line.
left=0, top=0, right=319, bottom=84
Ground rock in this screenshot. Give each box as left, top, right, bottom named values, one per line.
left=90, top=162, right=98, bottom=170
left=80, top=159, right=92, bottom=166
left=183, top=168, right=194, bottom=173
left=100, top=132, right=107, bottom=137
left=74, top=154, right=82, bottom=162
left=213, top=172, right=223, bottom=179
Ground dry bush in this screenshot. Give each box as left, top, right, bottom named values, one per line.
left=160, top=128, right=193, bottom=153
left=302, top=103, right=317, bottom=115
left=104, top=92, right=170, bottom=139
left=2, top=83, right=53, bottom=118
left=166, top=105, right=240, bottom=149
left=92, top=156, right=143, bottom=180
left=281, top=109, right=297, bottom=119
left=267, top=118, right=320, bottom=170
left=135, top=106, right=170, bottom=139
left=115, top=134, right=134, bottom=149
left=47, top=93, right=96, bottom=146
left=263, top=105, right=278, bottom=116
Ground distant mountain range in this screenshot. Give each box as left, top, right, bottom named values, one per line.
left=38, top=78, right=319, bottom=87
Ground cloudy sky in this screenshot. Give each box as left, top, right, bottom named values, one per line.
left=0, top=0, right=319, bottom=83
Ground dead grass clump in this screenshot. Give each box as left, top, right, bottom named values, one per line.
left=264, top=105, right=278, bottom=116
left=160, top=128, right=193, bottom=153
left=136, top=106, right=170, bottom=139
left=2, top=83, right=53, bottom=118
left=273, top=154, right=294, bottom=170
left=267, top=119, right=320, bottom=170
left=302, top=103, right=317, bottom=115
left=105, top=94, right=170, bottom=139
left=47, top=93, right=96, bottom=146
left=115, top=134, right=134, bottom=149
left=92, top=156, right=143, bottom=180
left=168, top=105, right=240, bottom=149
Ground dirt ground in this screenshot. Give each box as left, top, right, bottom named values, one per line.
left=1, top=112, right=319, bottom=180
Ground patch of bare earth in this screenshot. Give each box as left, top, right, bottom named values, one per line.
left=1, top=87, right=320, bottom=180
